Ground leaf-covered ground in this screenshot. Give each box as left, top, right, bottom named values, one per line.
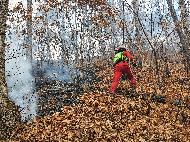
left=11, top=62, right=190, bottom=141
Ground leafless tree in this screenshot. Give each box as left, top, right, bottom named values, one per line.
left=0, top=0, right=21, bottom=139
left=166, top=0, right=190, bottom=76
left=26, top=0, right=33, bottom=61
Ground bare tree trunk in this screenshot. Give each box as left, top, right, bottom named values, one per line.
left=0, top=0, right=21, bottom=140
left=26, top=0, right=33, bottom=61
left=131, top=0, right=144, bottom=68
left=166, top=0, right=190, bottom=76
left=179, top=0, right=190, bottom=37
left=132, top=0, right=141, bottom=49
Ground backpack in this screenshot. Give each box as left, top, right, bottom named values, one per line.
left=113, top=51, right=129, bottom=65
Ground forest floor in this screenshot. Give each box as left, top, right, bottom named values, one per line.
left=10, top=62, right=190, bottom=141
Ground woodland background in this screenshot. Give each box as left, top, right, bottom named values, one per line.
left=0, top=0, right=190, bottom=141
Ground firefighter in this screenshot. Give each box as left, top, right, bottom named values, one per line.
left=109, top=46, right=137, bottom=94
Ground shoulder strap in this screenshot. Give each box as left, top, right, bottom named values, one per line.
left=113, top=52, right=125, bottom=63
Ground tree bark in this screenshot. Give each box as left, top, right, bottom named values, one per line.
left=179, top=0, right=190, bottom=37
left=132, top=0, right=142, bottom=51
left=0, top=0, right=21, bottom=140
left=166, top=0, right=190, bottom=75
left=26, top=0, right=33, bottom=61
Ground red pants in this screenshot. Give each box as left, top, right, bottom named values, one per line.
left=110, top=61, right=136, bottom=93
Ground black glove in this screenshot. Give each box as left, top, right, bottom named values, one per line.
left=131, top=61, right=137, bottom=67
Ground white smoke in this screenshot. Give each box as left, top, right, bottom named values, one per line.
left=5, top=11, right=37, bottom=121
left=5, top=46, right=38, bottom=121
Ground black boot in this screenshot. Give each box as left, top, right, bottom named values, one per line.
left=121, top=74, right=127, bottom=81
left=151, top=93, right=166, bottom=103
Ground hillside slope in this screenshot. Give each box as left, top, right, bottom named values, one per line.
left=11, top=63, right=190, bottom=141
